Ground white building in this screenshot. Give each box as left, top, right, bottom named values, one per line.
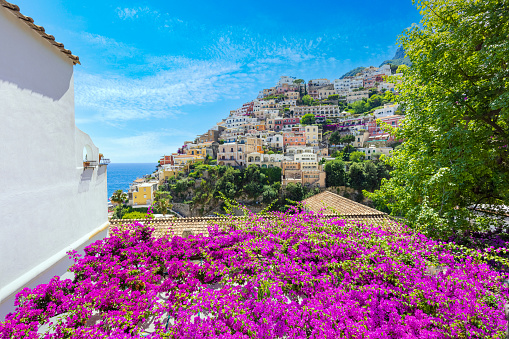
left=265, top=133, right=285, bottom=149
left=225, top=116, right=258, bottom=129
left=308, top=78, right=330, bottom=87
left=277, top=75, right=296, bottom=87
left=373, top=103, right=399, bottom=118
left=333, top=77, right=364, bottom=93
left=291, top=105, right=341, bottom=119
left=358, top=146, right=393, bottom=160
left=294, top=152, right=318, bottom=162
left=0, top=2, right=108, bottom=318
left=246, top=153, right=284, bottom=168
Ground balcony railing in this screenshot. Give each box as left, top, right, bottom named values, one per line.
left=83, top=160, right=98, bottom=168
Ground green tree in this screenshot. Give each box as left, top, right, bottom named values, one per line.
left=363, top=161, right=378, bottom=192
left=368, top=94, right=382, bottom=109
left=110, top=190, right=127, bottom=205
left=243, top=165, right=265, bottom=198
left=348, top=163, right=366, bottom=191
left=367, top=0, right=509, bottom=239
left=340, top=134, right=355, bottom=145
left=328, top=131, right=341, bottom=145
left=301, top=95, right=314, bottom=106
left=327, top=94, right=339, bottom=100
left=349, top=151, right=365, bottom=163
left=293, top=79, right=304, bottom=84
left=214, top=167, right=239, bottom=199
left=285, top=183, right=305, bottom=202
left=324, top=159, right=346, bottom=187
left=396, top=65, right=408, bottom=74
left=154, top=191, right=173, bottom=215
left=342, top=145, right=356, bottom=161
left=351, top=99, right=370, bottom=114
left=382, top=90, right=396, bottom=104
left=261, top=167, right=282, bottom=184
left=300, top=114, right=315, bottom=125
left=262, top=183, right=280, bottom=204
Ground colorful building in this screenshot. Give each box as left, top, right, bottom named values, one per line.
left=129, top=182, right=158, bottom=206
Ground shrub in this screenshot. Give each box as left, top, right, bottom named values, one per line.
left=3, top=211, right=509, bottom=337
left=121, top=211, right=148, bottom=219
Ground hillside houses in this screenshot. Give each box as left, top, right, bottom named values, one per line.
left=149, top=71, right=403, bottom=199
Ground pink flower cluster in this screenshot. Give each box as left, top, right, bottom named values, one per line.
left=1, top=211, right=509, bottom=338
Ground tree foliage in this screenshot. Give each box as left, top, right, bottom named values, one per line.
left=285, top=182, right=305, bottom=202
left=367, top=0, right=509, bottom=239
left=301, top=95, right=315, bottom=106
left=348, top=162, right=366, bottom=191
left=110, top=190, right=127, bottom=205
left=349, top=151, right=366, bottom=163
left=300, top=113, right=315, bottom=125
left=328, top=131, right=341, bottom=145
left=324, top=160, right=346, bottom=187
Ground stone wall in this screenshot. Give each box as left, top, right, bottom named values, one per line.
left=172, top=203, right=191, bottom=217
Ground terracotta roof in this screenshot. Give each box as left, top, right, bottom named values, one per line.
left=1, top=0, right=80, bottom=65
left=111, top=210, right=403, bottom=238
left=302, top=190, right=385, bottom=216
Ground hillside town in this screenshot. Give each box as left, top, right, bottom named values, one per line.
left=126, top=65, right=404, bottom=208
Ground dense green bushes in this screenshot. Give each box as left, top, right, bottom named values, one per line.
left=324, top=159, right=390, bottom=192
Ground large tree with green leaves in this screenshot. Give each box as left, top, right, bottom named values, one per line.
left=367, top=0, right=509, bottom=239
left=324, top=159, right=346, bottom=187
left=300, top=114, right=315, bottom=125
left=110, top=190, right=127, bottom=206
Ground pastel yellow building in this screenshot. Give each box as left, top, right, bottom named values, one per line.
left=130, top=182, right=158, bottom=206
left=186, top=145, right=207, bottom=158
left=159, top=165, right=182, bottom=182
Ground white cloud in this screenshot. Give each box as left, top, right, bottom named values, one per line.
left=79, top=32, right=138, bottom=58
left=75, top=57, right=245, bottom=123
left=74, top=25, right=353, bottom=125
left=116, top=7, right=156, bottom=20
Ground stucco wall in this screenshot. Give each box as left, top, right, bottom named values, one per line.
left=0, top=7, right=108, bottom=317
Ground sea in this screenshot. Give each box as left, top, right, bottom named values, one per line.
left=107, top=163, right=157, bottom=199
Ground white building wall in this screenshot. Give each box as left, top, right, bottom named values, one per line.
left=0, top=7, right=108, bottom=318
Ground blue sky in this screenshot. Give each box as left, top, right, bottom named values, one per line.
left=14, top=0, right=421, bottom=163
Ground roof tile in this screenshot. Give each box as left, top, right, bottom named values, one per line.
left=1, top=0, right=80, bottom=65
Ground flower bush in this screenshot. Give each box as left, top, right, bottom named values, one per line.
left=2, top=210, right=509, bottom=338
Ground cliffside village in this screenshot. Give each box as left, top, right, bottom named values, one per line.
left=127, top=65, right=404, bottom=207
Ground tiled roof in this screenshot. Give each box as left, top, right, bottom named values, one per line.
left=1, top=0, right=80, bottom=65
left=302, top=190, right=385, bottom=216
left=111, top=210, right=402, bottom=238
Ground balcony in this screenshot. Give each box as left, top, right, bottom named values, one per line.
left=83, top=160, right=98, bottom=169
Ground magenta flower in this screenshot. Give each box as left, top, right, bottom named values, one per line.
left=1, top=212, right=508, bottom=338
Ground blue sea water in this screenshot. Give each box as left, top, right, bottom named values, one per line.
left=107, top=163, right=157, bottom=199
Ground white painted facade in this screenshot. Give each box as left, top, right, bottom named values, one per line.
left=308, top=78, right=330, bottom=87
left=373, top=103, right=399, bottom=118
left=277, top=75, right=296, bottom=87
left=0, top=6, right=108, bottom=318
left=225, top=116, right=257, bottom=129
left=333, top=77, right=363, bottom=92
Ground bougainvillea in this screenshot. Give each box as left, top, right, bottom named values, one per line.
left=2, top=210, right=509, bottom=338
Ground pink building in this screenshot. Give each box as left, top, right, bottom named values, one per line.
left=284, top=131, right=306, bottom=147
left=283, top=118, right=300, bottom=127
left=368, top=115, right=404, bottom=145
left=363, top=75, right=384, bottom=89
